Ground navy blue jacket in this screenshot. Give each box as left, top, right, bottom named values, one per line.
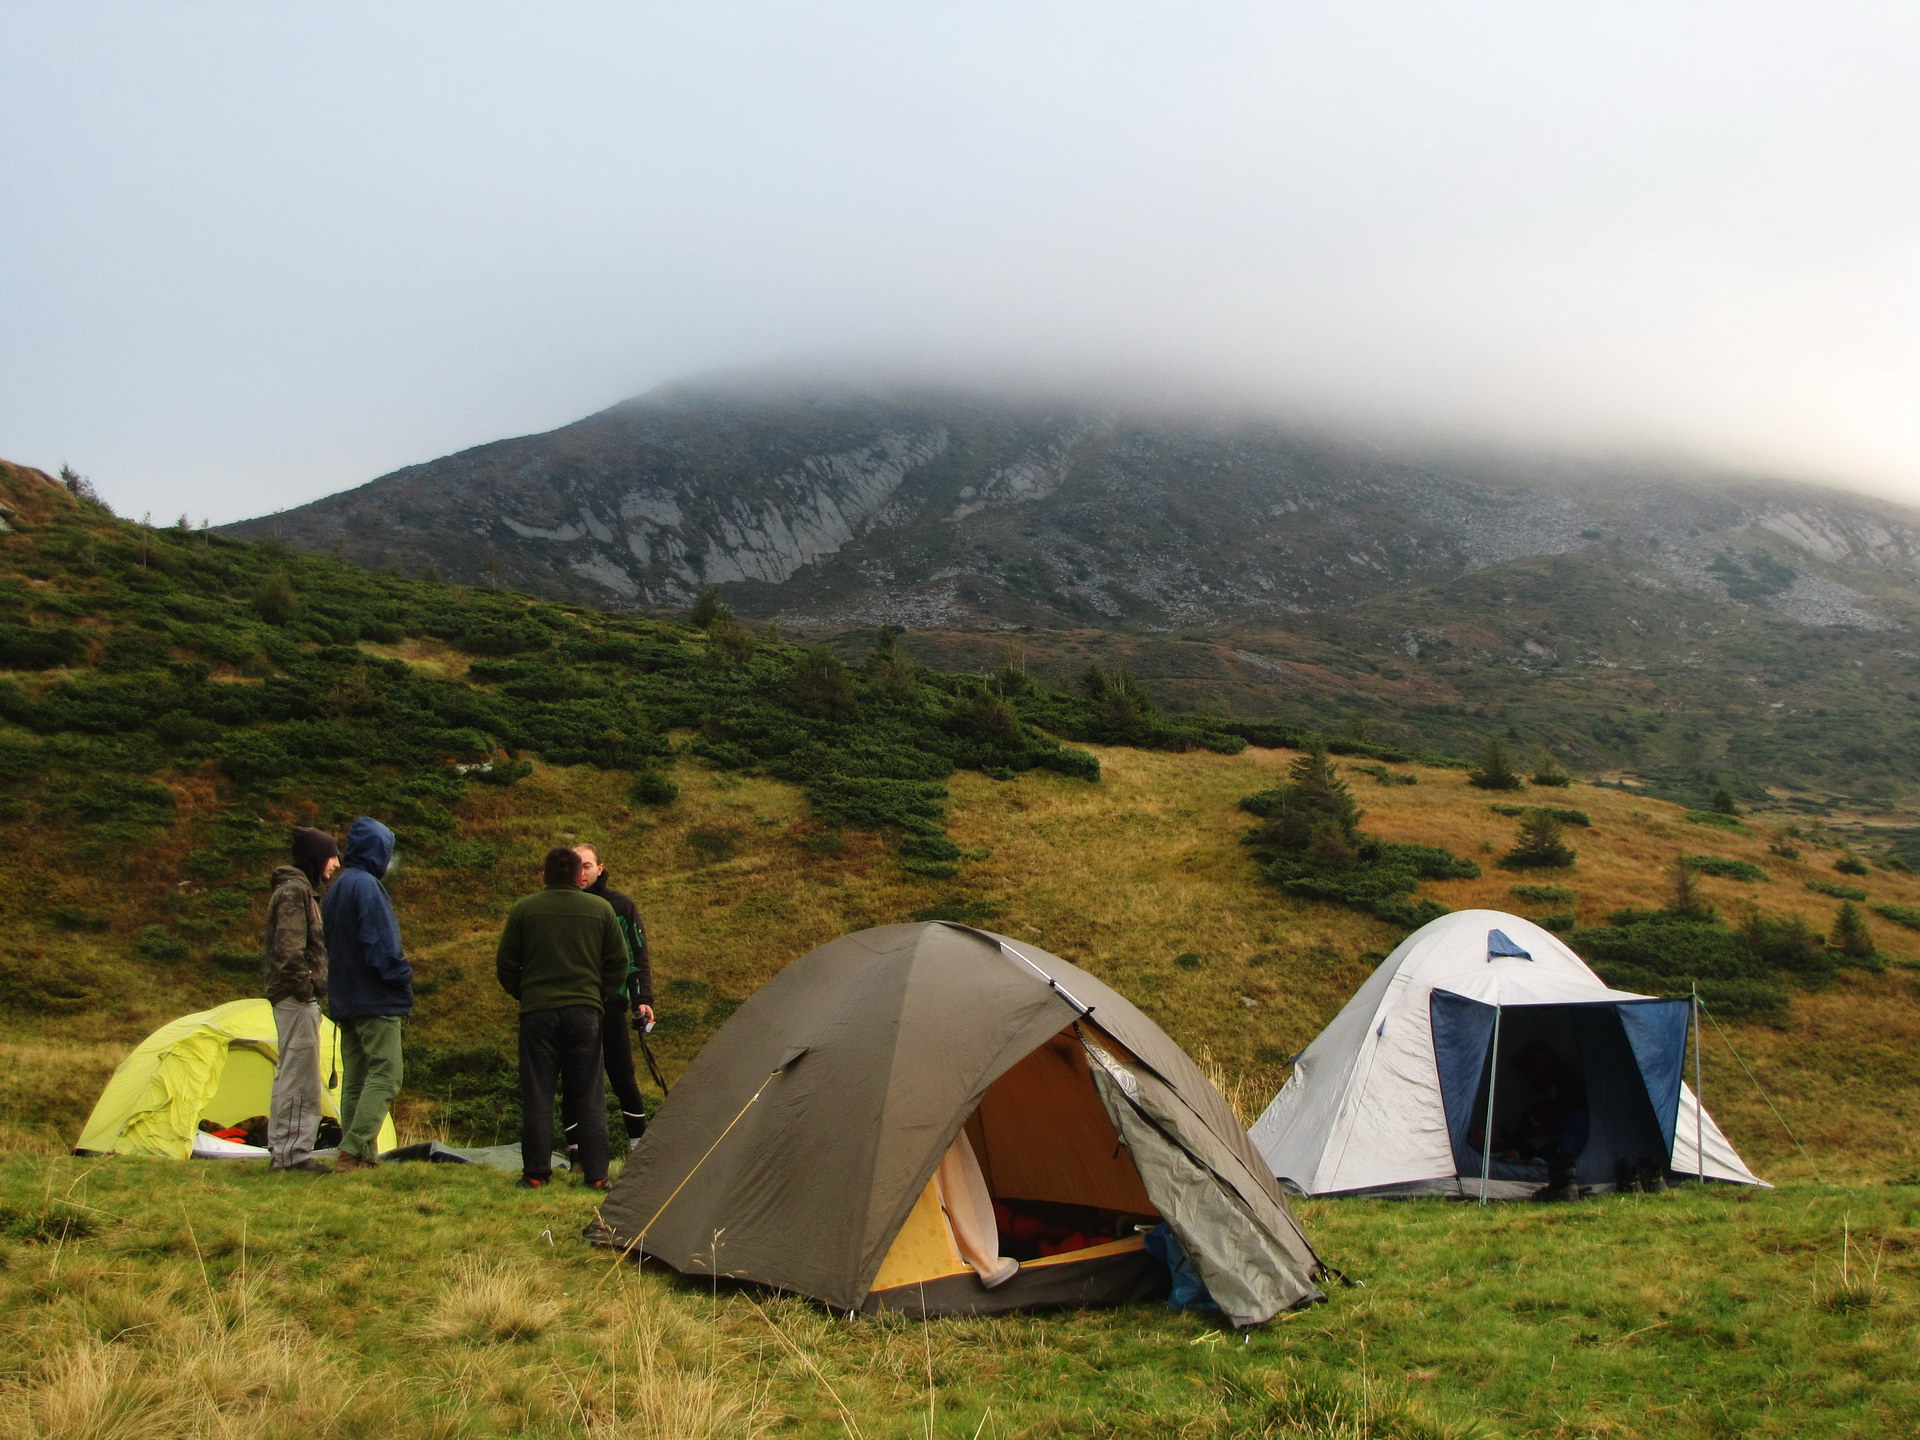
left=321, top=817, right=412, bottom=1019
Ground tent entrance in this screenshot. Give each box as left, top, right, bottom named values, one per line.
left=204, top=1041, right=277, bottom=1128
left=866, top=1029, right=1165, bottom=1315
left=1430, top=994, right=1690, bottom=1189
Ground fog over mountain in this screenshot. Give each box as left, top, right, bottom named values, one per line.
left=7, top=4, right=1920, bottom=521
left=222, top=375, right=1920, bottom=636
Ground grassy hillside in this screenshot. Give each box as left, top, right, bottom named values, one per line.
left=4, top=459, right=1919, bottom=1436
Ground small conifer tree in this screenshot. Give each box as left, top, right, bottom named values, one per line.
left=1666, top=855, right=1711, bottom=919
left=789, top=647, right=857, bottom=721
left=1831, top=901, right=1876, bottom=959
left=1502, top=810, right=1576, bottom=870
left=687, top=586, right=725, bottom=629
left=1469, top=738, right=1524, bottom=791
left=1530, top=750, right=1572, bottom=787
left=1710, top=786, right=1739, bottom=816
left=864, top=626, right=917, bottom=701
left=255, top=571, right=298, bottom=624
left=709, top=613, right=757, bottom=665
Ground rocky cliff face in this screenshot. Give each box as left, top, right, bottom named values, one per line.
left=221, top=378, right=1920, bottom=636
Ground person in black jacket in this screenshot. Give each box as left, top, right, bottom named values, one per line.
left=573, top=843, right=654, bottom=1147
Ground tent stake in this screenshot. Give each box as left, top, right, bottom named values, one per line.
left=1479, top=1005, right=1502, bottom=1207
left=1692, top=983, right=1704, bottom=1185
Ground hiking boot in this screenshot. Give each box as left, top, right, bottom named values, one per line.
left=333, top=1151, right=376, bottom=1172
left=273, top=1158, right=333, bottom=1175
left=1532, top=1157, right=1582, bottom=1203
left=516, top=1175, right=548, bottom=1189
left=1614, top=1159, right=1641, bottom=1194
left=584, top=1177, right=611, bottom=1192
left=1636, top=1159, right=1668, bottom=1194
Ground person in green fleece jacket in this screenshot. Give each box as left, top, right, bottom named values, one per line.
left=496, top=846, right=627, bottom=1189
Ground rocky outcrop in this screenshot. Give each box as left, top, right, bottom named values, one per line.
left=221, top=379, right=1920, bottom=635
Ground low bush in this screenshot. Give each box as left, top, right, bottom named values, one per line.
left=1509, top=884, right=1575, bottom=904
left=1685, top=856, right=1769, bottom=883
left=1872, top=903, right=1920, bottom=931
left=1686, top=810, right=1746, bottom=830
left=1807, top=880, right=1868, bottom=901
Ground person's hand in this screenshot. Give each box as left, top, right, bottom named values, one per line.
left=634, top=1004, right=654, bottom=1026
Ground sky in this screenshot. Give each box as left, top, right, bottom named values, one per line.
left=4, top=2, right=1919, bottom=524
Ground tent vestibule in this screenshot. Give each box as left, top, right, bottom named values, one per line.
left=1250, top=911, right=1763, bottom=1199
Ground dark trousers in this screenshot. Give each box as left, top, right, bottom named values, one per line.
left=518, top=1006, right=607, bottom=1183
left=564, top=1008, right=649, bottom=1152
left=600, top=1006, right=650, bottom=1139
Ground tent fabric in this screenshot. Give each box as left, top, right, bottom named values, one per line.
left=1249, top=911, right=1764, bottom=1197
left=594, top=922, right=1325, bottom=1323
left=1084, top=1037, right=1322, bottom=1325
left=75, top=998, right=397, bottom=1159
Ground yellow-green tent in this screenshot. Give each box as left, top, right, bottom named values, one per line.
left=74, top=998, right=397, bottom=1159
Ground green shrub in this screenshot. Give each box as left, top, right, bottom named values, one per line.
left=1834, top=852, right=1870, bottom=876
left=1806, top=880, right=1867, bottom=901
left=53, top=905, right=109, bottom=932
left=1538, top=913, right=1576, bottom=932
left=1510, top=884, right=1575, bottom=904
left=1686, top=810, right=1746, bottom=830
left=1684, top=856, right=1769, bottom=883
left=1873, top=903, right=1920, bottom=931
left=629, top=769, right=679, bottom=806
left=70, top=775, right=175, bottom=823
left=134, top=924, right=189, bottom=961
left=1491, top=804, right=1590, bottom=827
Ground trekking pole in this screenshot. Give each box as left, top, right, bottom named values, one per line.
left=634, top=1016, right=670, bottom=1096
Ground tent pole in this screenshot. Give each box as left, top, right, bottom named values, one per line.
left=1692, top=983, right=1704, bottom=1185
left=1479, top=1005, right=1502, bottom=1207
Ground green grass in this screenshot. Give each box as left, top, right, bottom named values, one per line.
left=0, top=1153, right=1912, bottom=1438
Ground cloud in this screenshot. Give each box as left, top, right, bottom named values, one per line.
left=3, top=1, right=1917, bottom=521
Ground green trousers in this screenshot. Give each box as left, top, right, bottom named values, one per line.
left=337, top=1015, right=404, bottom=1161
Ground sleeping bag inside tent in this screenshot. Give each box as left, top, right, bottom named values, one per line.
left=74, top=998, right=397, bottom=1159
left=593, top=922, right=1327, bottom=1326
left=1250, top=911, right=1764, bottom=1199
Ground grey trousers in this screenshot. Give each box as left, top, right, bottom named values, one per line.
left=269, top=998, right=323, bottom=1168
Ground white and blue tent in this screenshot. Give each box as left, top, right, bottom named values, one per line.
left=1250, top=911, right=1763, bottom=1199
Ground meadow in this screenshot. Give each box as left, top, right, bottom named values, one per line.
left=4, top=461, right=1919, bottom=1435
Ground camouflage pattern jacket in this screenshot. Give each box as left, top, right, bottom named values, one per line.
left=264, top=865, right=327, bottom=1005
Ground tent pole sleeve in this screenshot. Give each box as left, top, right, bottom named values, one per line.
left=1479, top=1005, right=1502, bottom=1207
left=1692, top=983, right=1704, bottom=1185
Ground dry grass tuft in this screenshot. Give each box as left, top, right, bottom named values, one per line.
left=418, top=1255, right=566, bottom=1343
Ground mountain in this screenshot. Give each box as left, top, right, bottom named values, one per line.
left=223, top=377, right=1920, bottom=632
left=220, top=377, right=1920, bottom=818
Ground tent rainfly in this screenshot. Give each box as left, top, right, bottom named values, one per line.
left=1250, top=910, right=1764, bottom=1199
left=594, top=922, right=1328, bottom=1326
left=74, top=998, right=397, bottom=1159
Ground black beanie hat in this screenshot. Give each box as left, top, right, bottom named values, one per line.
left=290, top=827, right=339, bottom=887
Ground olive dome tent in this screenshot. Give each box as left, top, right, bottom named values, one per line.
left=595, top=922, right=1326, bottom=1326
left=75, top=998, right=397, bottom=1159
left=1249, top=910, right=1763, bottom=1199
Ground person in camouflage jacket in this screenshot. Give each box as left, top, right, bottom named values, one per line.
left=264, top=827, right=338, bottom=1172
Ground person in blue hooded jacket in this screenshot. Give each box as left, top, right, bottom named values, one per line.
left=320, top=817, right=410, bottom=1169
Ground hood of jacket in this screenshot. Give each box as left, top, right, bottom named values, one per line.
left=270, top=863, right=315, bottom=894
left=342, top=817, right=395, bottom=879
